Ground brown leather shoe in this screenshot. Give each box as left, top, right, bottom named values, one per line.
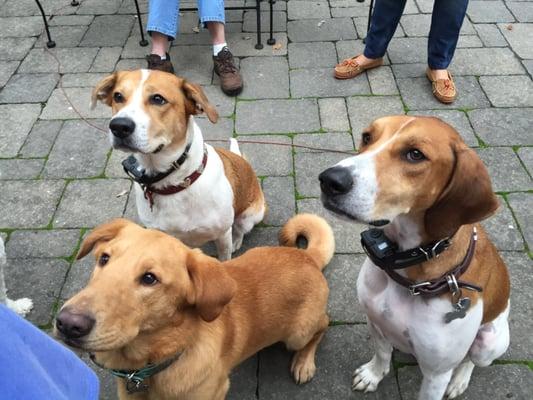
left=334, top=55, right=383, bottom=79
left=426, top=69, right=456, bottom=104
left=213, top=47, right=243, bottom=96
left=146, top=53, right=175, bottom=74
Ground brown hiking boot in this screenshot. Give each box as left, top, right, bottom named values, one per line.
left=146, top=53, right=175, bottom=74
left=213, top=47, right=243, bottom=96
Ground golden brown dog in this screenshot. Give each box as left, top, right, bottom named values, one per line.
left=55, top=214, right=334, bottom=399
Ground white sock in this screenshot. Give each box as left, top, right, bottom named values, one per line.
left=213, top=42, right=227, bottom=56
left=160, top=54, right=166, bottom=60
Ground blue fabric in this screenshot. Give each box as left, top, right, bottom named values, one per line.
left=0, top=305, right=99, bottom=400
left=364, top=0, right=469, bottom=69
left=147, top=0, right=225, bottom=40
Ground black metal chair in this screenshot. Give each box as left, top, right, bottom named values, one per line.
left=357, top=0, right=374, bottom=43
left=34, top=0, right=276, bottom=50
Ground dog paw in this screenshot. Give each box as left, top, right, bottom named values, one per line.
left=445, top=363, right=474, bottom=399
left=7, top=297, right=33, bottom=316
left=231, top=237, right=243, bottom=253
left=291, top=353, right=316, bottom=384
left=352, top=361, right=387, bottom=392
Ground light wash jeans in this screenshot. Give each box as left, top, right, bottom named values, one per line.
left=147, top=0, right=225, bottom=40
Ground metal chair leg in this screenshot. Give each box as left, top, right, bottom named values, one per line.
left=34, top=0, right=55, bottom=48
left=255, top=0, right=263, bottom=49
left=267, top=0, right=275, bottom=45
left=363, top=0, right=374, bottom=44
left=133, top=0, right=149, bottom=46
left=70, top=0, right=79, bottom=5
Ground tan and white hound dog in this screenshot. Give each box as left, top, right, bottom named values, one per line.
left=91, top=70, right=265, bottom=260
left=319, top=116, right=510, bottom=400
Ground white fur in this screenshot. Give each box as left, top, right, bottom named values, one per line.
left=0, top=237, right=33, bottom=316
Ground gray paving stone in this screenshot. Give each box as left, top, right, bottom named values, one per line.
left=288, top=18, right=357, bottom=42
left=233, top=226, right=279, bottom=256
left=450, top=47, right=524, bottom=76
left=43, top=119, right=110, bottom=178
left=507, top=1, right=533, bottom=22
left=318, top=98, right=351, bottom=132
left=76, top=0, right=121, bottom=15
left=398, top=76, right=490, bottom=111
left=0, top=60, right=18, bottom=88
left=0, top=37, right=36, bottom=60
left=469, top=1, right=515, bottom=23
left=227, top=356, right=258, bottom=400
left=480, top=75, right=533, bottom=107
left=481, top=198, right=525, bottom=251
left=169, top=45, right=213, bottom=85
left=60, top=255, right=93, bottom=300
left=297, top=198, right=366, bottom=254
left=0, top=16, right=42, bottom=37
left=243, top=10, right=286, bottom=32
left=414, top=0, right=432, bottom=14
left=48, top=15, right=94, bottom=26
left=287, top=1, right=330, bottom=20
left=476, top=147, right=533, bottom=192
left=288, top=42, right=337, bottom=69
left=456, top=34, right=484, bottom=48
left=523, top=59, right=533, bottom=77
left=293, top=132, right=355, bottom=153
left=197, top=117, right=234, bottom=142
left=121, top=34, right=152, bottom=59
left=238, top=135, right=292, bottom=176
left=336, top=40, right=391, bottom=65
left=0, top=180, right=64, bottom=228
left=0, top=103, right=41, bottom=157
left=0, top=159, right=44, bottom=180
left=367, top=66, right=399, bottom=95
left=398, top=364, right=533, bottom=399
left=225, top=32, right=289, bottom=57
left=115, top=58, right=144, bottom=71
left=507, top=193, right=533, bottom=252
left=391, top=63, right=427, bottom=78
left=407, top=109, right=478, bottom=147
left=104, top=149, right=127, bottom=179
left=400, top=13, right=433, bottom=37
left=0, top=0, right=41, bottom=17
left=239, top=57, right=289, bottom=99
left=468, top=108, right=533, bottom=146
left=474, top=23, right=508, bottom=47
left=54, top=179, right=131, bottom=228
left=5, top=258, right=69, bottom=326
left=18, top=47, right=99, bottom=73
left=346, top=96, right=405, bottom=135
left=262, top=176, right=295, bottom=226
left=89, top=47, right=122, bottom=72
left=117, top=0, right=148, bottom=14
left=291, top=68, right=371, bottom=98
left=0, top=73, right=59, bottom=103
left=354, top=16, right=405, bottom=39
left=331, top=5, right=369, bottom=18
left=19, top=120, right=63, bottom=158
left=388, top=37, right=427, bottom=64
left=6, top=229, right=80, bottom=258
left=517, top=147, right=533, bottom=175
left=236, top=99, right=320, bottom=134
left=498, top=22, right=533, bottom=59
left=40, top=88, right=112, bottom=120
left=295, top=151, right=348, bottom=197
left=122, top=192, right=140, bottom=224
left=80, top=15, right=134, bottom=47
left=35, top=25, right=87, bottom=48
left=258, top=325, right=401, bottom=399
left=60, top=72, right=107, bottom=88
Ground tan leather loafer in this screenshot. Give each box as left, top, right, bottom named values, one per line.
left=426, top=69, right=457, bottom=104
left=334, top=55, right=383, bottom=80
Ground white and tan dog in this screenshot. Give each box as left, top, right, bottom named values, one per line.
left=319, top=116, right=510, bottom=400
left=91, top=70, right=265, bottom=260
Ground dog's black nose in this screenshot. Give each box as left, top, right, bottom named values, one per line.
left=109, top=117, right=136, bottom=139
left=319, top=166, right=353, bottom=196
left=56, top=308, right=95, bottom=339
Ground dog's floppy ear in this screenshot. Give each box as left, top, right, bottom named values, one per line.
left=77, top=218, right=131, bottom=260
left=182, top=81, right=219, bottom=124
left=424, top=143, right=499, bottom=239
left=185, top=250, right=236, bottom=322
left=91, top=72, right=118, bottom=109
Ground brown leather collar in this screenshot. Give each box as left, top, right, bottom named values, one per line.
left=142, top=147, right=208, bottom=210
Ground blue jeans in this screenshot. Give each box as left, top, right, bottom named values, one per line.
left=147, top=0, right=225, bottom=40
left=364, top=0, right=469, bottom=69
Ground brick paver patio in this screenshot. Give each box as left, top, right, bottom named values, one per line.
left=0, top=0, right=532, bottom=398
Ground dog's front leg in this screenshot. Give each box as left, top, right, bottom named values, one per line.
left=418, top=367, right=453, bottom=400
left=352, top=321, right=392, bottom=392
left=215, top=228, right=233, bottom=261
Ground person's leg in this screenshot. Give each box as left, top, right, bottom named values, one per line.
left=145, top=0, right=180, bottom=73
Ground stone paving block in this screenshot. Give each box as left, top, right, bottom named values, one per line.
left=297, top=198, right=366, bottom=254
left=414, top=0, right=432, bottom=14
left=60, top=255, right=93, bottom=300
left=54, top=179, right=131, bottom=228
left=517, top=147, right=533, bottom=175
left=398, top=364, right=533, bottom=399
left=104, top=149, right=127, bottom=178
left=18, top=47, right=99, bottom=73
left=293, top=132, right=355, bottom=153
left=0, top=180, right=64, bottom=228
left=5, top=258, right=69, bottom=326
left=295, top=151, right=347, bottom=197
left=6, top=229, right=80, bottom=258
left=238, top=135, right=292, bottom=176
left=236, top=99, right=320, bottom=134
left=226, top=32, right=289, bottom=57
left=40, top=88, right=111, bottom=120
left=481, top=198, right=525, bottom=251
left=43, top=119, right=110, bottom=178
left=121, top=34, right=151, bottom=59
left=48, top=15, right=94, bottom=26
left=117, top=0, right=148, bottom=14
left=407, top=109, right=478, bottom=147
left=456, top=34, right=484, bottom=48
left=115, top=58, right=144, bottom=71
left=287, top=1, right=330, bottom=20
left=80, top=15, right=134, bottom=47
left=288, top=18, right=357, bottom=42
left=507, top=1, right=533, bottom=22
left=336, top=39, right=365, bottom=63
left=169, top=45, right=213, bottom=85
left=123, top=192, right=141, bottom=224
left=227, top=356, right=258, bottom=400
left=243, top=11, right=286, bottom=32
left=0, top=16, right=42, bottom=37
left=476, top=147, right=533, bottom=192
left=331, top=5, right=369, bottom=18
left=400, top=13, right=433, bottom=37
left=388, top=37, right=428, bottom=64
left=0, top=159, right=44, bottom=180
left=354, top=16, right=405, bottom=39
left=0, top=0, right=41, bottom=17
left=258, top=325, right=401, bottom=399
left=89, top=47, right=122, bottom=72
left=35, top=25, right=87, bottom=48
left=233, top=226, right=279, bottom=257
left=391, top=63, right=427, bottom=78
left=318, top=98, right=351, bottom=132
left=523, top=59, right=533, bottom=77
left=367, top=66, right=399, bottom=95
left=19, top=120, right=63, bottom=158
left=467, top=1, right=515, bottom=23
left=0, top=73, right=59, bottom=103
left=450, top=48, right=524, bottom=76
left=76, top=0, right=121, bottom=15
left=498, top=22, right=533, bottom=59
left=197, top=117, right=234, bottom=142
left=480, top=75, right=533, bottom=107
left=468, top=108, right=532, bottom=146
left=288, top=42, right=337, bottom=69
left=0, top=103, right=41, bottom=157
left=239, top=57, right=289, bottom=99
left=0, top=60, right=18, bottom=87
left=291, top=67, right=370, bottom=98
left=60, top=72, right=107, bottom=88
left=346, top=96, right=405, bottom=135
left=0, top=37, right=36, bottom=60
left=507, top=193, right=533, bottom=252
left=262, top=176, right=295, bottom=226
left=474, top=23, right=508, bottom=47
left=398, top=76, right=490, bottom=111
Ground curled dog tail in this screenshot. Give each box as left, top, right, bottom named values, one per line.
left=279, top=214, right=335, bottom=271
left=229, top=138, right=242, bottom=156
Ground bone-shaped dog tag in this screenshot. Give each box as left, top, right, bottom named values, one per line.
left=126, top=378, right=149, bottom=394
left=444, top=297, right=471, bottom=323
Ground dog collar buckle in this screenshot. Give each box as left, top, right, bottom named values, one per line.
left=409, top=281, right=431, bottom=296
left=125, top=374, right=149, bottom=394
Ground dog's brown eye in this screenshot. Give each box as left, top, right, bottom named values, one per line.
left=150, top=94, right=167, bottom=106
left=99, top=253, right=110, bottom=266
left=405, top=149, right=426, bottom=163
left=113, top=92, right=124, bottom=103
left=361, top=132, right=371, bottom=145
left=140, top=273, right=158, bottom=286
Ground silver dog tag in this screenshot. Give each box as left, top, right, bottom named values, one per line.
left=444, top=297, right=471, bottom=323
left=126, top=378, right=149, bottom=394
